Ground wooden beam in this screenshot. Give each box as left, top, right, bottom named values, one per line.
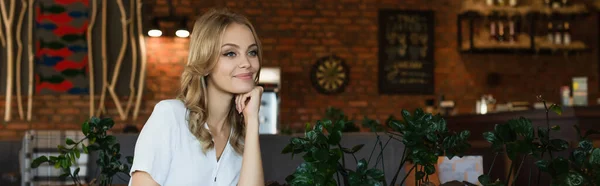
left=26, top=0, right=34, bottom=122
left=133, top=0, right=147, bottom=121
left=87, top=0, right=98, bottom=118
left=15, top=0, right=27, bottom=120
left=95, top=0, right=108, bottom=116
left=125, top=0, right=138, bottom=117
left=107, top=0, right=129, bottom=120
left=2, top=0, right=16, bottom=122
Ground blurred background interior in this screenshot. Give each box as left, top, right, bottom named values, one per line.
left=1, top=0, right=600, bottom=185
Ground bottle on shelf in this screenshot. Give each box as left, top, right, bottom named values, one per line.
left=554, top=21, right=563, bottom=44
left=562, top=0, right=569, bottom=7
left=547, top=22, right=554, bottom=43
left=552, top=0, right=561, bottom=9
left=508, top=15, right=517, bottom=42
left=489, top=13, right=497, bottom=41
left=497, top=15, right=506, bottom=42
left=563, top=22, right=571, bottom=45
left=509, top=0, right=517, bottom=7
left=497, top=0, right=505, bottom=6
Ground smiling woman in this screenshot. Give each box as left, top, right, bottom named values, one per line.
left=128, top=8, right=264, bottom=186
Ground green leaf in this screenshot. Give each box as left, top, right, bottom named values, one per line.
left=127, top=156, right=134, bottom=164
left=566, top=171, right=585, bottom=186
left=314, top=121, right=324, bottom=132
left=328, top=130, right=341, bottom=145
left=549, top=104, right=562, bottom=115
left=508, top=117, right=534, bottom=141
left=342, top=144, right=365, bottom=154
left=57, top=145, right=66, bottom=152
left=74, top=167, right=80, bottom=176
left=82, top=143, right=88, bottom=154
left=478, top=175, right=491, bottom=184
left=306, top=131, right=317, bottom=143
left=31, top=156, right=49, bottom=168
left=388, top=119, right=405, bottom=132
left=495, top=124, right=514, bottom=142
left=426, top=133, right=437, bottom=142
left=357, top=159, right=368, bottom=174
left=82, top=121, right=90, bottom=136
left=401, top=110, right=411, bottom=121
left=348, top=171, right=362, bottom=186
left=305, top=122, right=312, bottom=132
left=351, top=144, right=364, bottom=153
left=424, top=164, right=436, bottom=175
left=60, top=158, right=68, bottom=168
left=571, top=149, right=587, bottom=166
left=282, top=144, right=294, bottom=154
left=366, top=168, right=385, bottom=180
left=106, top=135, right=117, bottom=144
left=551, top=125, right=561, bottom=131
left=550, top=139, right=569, bottom=152
left=578, top=140, right=593, bottom=152
left=590, top=148, right=600, bottom=165
left=483, top=132, right=497, bottom=144
left=323, top=120, right=334, bottom=132
left=74, top=148, right=80, bottom=158
left=312, top=148, right=329, bottom=162
left=535, top=160, right=550, bottom=172
left=66, top=138, right=75, bottom=145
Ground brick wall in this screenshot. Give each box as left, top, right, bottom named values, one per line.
left=0, top=0, right=597, bottom=139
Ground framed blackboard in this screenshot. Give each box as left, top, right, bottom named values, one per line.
left=378, top=9, right=434, bottom=95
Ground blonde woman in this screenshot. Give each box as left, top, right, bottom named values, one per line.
left=129, top=8, right=264, bottom=186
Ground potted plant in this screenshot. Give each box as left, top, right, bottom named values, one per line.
left=478, top=95, right=600, bottom=186
left=281, top=108, right=472, bottom=186
left=30, top=117, right=132, bottom=186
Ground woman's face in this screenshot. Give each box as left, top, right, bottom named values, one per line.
left=208, top=23, right=260, bottom=94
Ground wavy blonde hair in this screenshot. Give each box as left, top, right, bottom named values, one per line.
left=177, top=8, right=262, bottom=154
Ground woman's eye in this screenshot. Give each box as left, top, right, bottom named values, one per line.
left=248, top=50, right=258, bottom=56
left=223, top=52, right=236, bottom=57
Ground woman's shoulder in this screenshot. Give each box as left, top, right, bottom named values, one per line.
left=145, top=99, right=188, bottom=129
left=153, top=99, right=187, bottom=111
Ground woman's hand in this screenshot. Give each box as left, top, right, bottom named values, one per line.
left=235, top=86, right=263, bottom=121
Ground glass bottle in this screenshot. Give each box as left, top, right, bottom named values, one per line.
left=554, top=21, right=563, bottom=44
left=563, top=22, right=571, bottom=45
left=547, top=22, right=554, bottom=43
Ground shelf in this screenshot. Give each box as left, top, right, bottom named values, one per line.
left=460, top=3, right=531, bottom=17
left=460, top=3, right=589, bottom=17
left=533, top=4, right=589, bottom=16
left=461, top=32, right=531, bottom=52
left=457, top=1, right=591, bottom=55
left=534, top=37, right=588, bottom=52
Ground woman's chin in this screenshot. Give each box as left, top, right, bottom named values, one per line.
left=229, top=84, right=256, bottom=94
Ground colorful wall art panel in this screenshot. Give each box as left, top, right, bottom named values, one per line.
left=35, top=0, right=89, bottom=94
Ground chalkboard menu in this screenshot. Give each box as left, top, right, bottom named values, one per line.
left=378, top=10, right=434, bottom=94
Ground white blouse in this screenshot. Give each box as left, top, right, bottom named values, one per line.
left=128, top=99, right=242, bottom=186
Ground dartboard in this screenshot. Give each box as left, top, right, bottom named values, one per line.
left=310, top=55, right=349, bottom=95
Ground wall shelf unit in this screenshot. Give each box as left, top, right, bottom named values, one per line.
left=457, top=1, right=591, bottom=54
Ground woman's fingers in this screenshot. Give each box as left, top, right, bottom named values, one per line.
left=241, top=94, right=249, bottom=113
left=236, top=95, right=242, bottom=113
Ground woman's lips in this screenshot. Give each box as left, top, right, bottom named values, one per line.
left=234, top=73, right=253, bottom=80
